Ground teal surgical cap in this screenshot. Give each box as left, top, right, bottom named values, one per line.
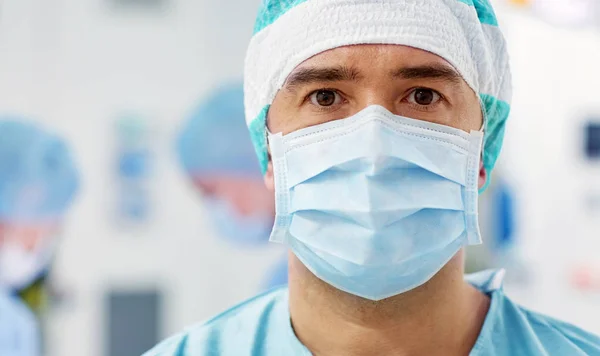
left=177, top=83, right=262, bottom=177
left=0, top=119, right=80, bottom=223
left=244, top=0, right=512, bottom=189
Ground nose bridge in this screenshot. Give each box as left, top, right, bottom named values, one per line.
left=360, top=87, right=398, bottom=115
left=361, top=118, right=384, bottom=153
left=359, top=119, right=392, bottom=177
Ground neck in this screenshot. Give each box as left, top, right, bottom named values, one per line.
left=288, top=251, right=490, bottom=356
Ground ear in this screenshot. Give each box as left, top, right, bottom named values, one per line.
left=478, top=159, right=487, bottom=190
left=264, top=160, right=275, bottom=192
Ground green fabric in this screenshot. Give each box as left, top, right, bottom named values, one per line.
left=253, top=0, right=309, bottom=34
left=248, top=106, right=270, bottom=174
left=481, top=94, right=511, bottom=190
left=253, top=0, right=499, bottom=35
left=18, top=275, right=48, bottom=317
left=472, top=0, right=499, bottom=26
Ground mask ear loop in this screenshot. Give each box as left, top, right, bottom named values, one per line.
left=265, top=126, right=292, bottom=244
left=478, top=96, right=487, bottom=133
left=463, top=96, right=488, bottom=245
left=477, top=95, right=492, bottom=194
left=477, top=103, right=487, bottom=133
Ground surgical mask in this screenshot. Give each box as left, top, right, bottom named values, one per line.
left=0, top=234, right=56, bottom=292
left=268, top=105, right=484, bottom=301
left=204, top=197, right=273, bottom=246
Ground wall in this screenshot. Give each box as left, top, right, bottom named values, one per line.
left=0, top=1, right=286, bottom=356
left=497, top=3, right=600, bottom=333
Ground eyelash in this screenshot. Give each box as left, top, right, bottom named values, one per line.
left=304, top=89, right=346, bottom=112
left=304, top=88, right=445, bottom=112
left=404, top=88, right=445, bottom=112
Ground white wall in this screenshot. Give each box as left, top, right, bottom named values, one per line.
left=0, top=1, right=286, bottom=355
left=497, top=4, right=600, bottom=333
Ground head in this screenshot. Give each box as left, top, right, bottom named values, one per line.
left=244, top=0, right=511, bottom=300
left=264, top=44, right=488, bottom=190
left=177, top=84, right=275, bottom=246
left=0, top=119, right=79, bottom=293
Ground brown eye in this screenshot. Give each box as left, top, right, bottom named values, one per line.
left=309, top=90, right=341, bottom=107
left=408, top=88, right=441, bottom=106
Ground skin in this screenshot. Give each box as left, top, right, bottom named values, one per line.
left=0, top=223, right=59, bottom=251
left=264, top=45, right=490, bottom=356
left=193, top=176, right=275, bottom=217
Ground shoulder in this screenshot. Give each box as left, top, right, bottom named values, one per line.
left=467, top=270, right=600, bottom=355
left=143, top=287, right=289, bottom=356
left=520, top=307, right=600, bottom=354
left=478, top=290, right=600, bottom=355
left=0, top=291, right=37, bottom=331
left=0, top=291, right=40, bottom=355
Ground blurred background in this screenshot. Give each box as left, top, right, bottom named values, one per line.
left=0, top=0, right=598, bottom=355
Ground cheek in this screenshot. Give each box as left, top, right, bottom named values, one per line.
left=269, top=90, right=350, bottom=134
left=463, top=93, right=484, bottom=131
left=443, top=96, right=483, bottom=133
left=268, top=92, right=299, bottom=134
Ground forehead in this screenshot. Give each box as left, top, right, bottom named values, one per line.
left=290, top=44, right=458, bottom=77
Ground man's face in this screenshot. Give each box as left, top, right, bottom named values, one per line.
left=0, top=222, right=59, bottom=251
left=265, top=44, right=486, bottom=189
left=193, top=175, right=275, bottom=217
left=0, top=221, right=60, bottom=291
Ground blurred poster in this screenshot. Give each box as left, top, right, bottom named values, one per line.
left=108, top=0, right=171, bottom=13
left=114, top=114, right=154, bottom=228
left=584, top=121, right=600, bottom=160
left=0, top=119, right=80, bottom=311
left=177, top=83, right=288, bottom=289
left=506, top=0, right=600, bottom=28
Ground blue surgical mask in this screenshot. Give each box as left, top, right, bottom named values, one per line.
left=268, top=105, right=484, bottom=301
left=204, top=197, right=273, bottom=246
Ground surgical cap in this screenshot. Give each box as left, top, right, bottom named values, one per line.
left=177, top=83, right=263, bottom=177
left=244, top=0, right=512, bottom=188
left=0, top=120, right=80, bottom=223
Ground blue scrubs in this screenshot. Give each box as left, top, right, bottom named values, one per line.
left=0, top=290, right=40, bottom=356
left=145, top=270, right=600, bottom=356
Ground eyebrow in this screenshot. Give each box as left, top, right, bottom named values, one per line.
left=391, top=64, right=462, bottom=84
left=284, top=66, right=363, bottom=91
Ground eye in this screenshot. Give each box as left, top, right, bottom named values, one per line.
left=407, top=88, right=441, bottom=106
left=309, top=90, right=342, bottom=107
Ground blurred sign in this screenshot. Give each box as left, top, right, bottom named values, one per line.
left=114, top=114, right=154, bottom=227
left=109, top=0, right=169, bottom=9
left=585, top=122, right=600, bottom=160
left=571, top=265, right=600, bottom=293
left=106, top=289, right=162, bottom=356
left=507, top=0, right=600, bottom=28
left=507, top=0, right=531, bottom=6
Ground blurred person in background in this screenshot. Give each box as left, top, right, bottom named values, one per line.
left=176, top=83, right=287, bottom=288
left=0, top=288, right=39, bottom=356
left=146, top=0, right=600, bottom=355
left=0, top=119, right=79, bottom=355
